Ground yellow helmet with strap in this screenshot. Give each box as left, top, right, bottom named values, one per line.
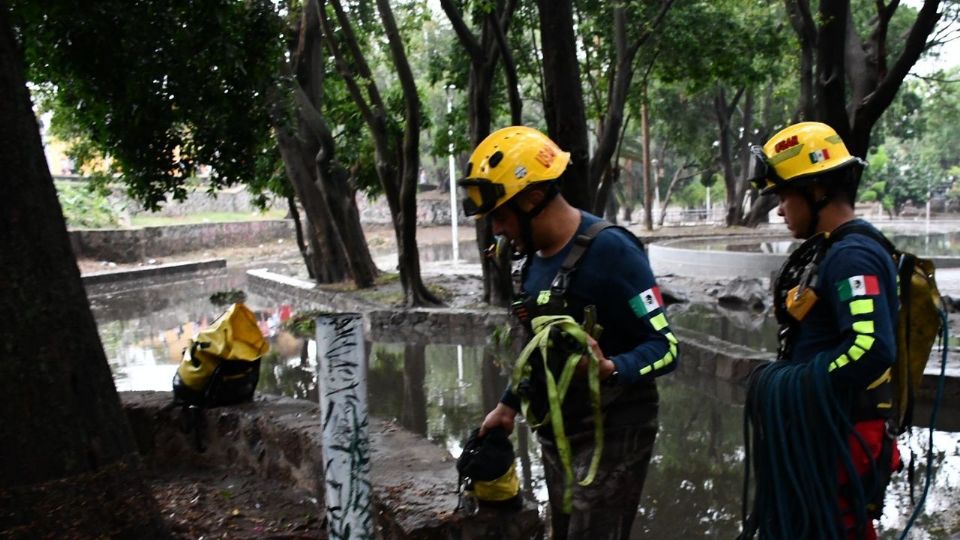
left=458, top=126, right=570, bottom=218
left=749, top=122, right=865, bottom=195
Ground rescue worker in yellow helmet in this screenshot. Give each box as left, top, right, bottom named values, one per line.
left=743, top=122, right=901, bottom=539
left=461, top=126, right=678, bottom=538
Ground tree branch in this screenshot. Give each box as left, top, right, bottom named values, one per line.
left=316, top=0, right=377, bottom=130
left=329, top=0, right=386, bottom=113
left=857, top=0, right=941, bottom=135
left=439, top=0, right=484, bottom=61
left=785, top=0, right=817, bottom=119
left=489, top=10, right=522, bottom=124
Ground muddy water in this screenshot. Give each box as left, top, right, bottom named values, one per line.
left=684, top=230, right=960, bottom=257
left=96, top=285, right=960, bottom=538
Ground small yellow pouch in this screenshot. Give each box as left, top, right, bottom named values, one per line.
left=786, top=285, right=818, bottom=321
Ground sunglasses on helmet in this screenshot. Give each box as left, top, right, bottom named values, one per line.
left=747, top=145, right=787, bottom=194
left=457, top=178, right=506, bottom=217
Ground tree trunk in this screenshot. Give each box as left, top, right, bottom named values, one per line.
left=658, top=165, right=696, bottom=227
left=275, top=127, right=352, bottom=282
left=286, top=0, right=377, bottom=287
left=641, top=98, right=654, bottom=230
left=0, top=13, right=167, bottom=538
left=537, top=0, right=591, bottom=210
left=441, top=0, right=517, bottom=306
left=377, top=0, right=441, bottom=306
left=286, top=194, right=316, bottom=279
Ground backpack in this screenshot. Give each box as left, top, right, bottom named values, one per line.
left=826, top=223, right=945, bottom=434
left=172, top=302, right=269, bottom=409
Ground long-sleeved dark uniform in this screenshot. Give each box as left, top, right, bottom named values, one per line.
left=787, top=219, right=898, bottom=390
left=501, top=211, right=677, bottom=539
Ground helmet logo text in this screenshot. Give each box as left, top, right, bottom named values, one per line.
left=535, top=145, right=558, bottom=168
left=774, top=135, right=799, bottom=153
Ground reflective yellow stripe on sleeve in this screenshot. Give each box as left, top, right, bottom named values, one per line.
left=852, top=320, right=875, bottom=334
left=639, top=342, right=677, bottom=376
left=849, top=299, right=874, bottom=316
left=830, top=321, right=878, bottom=372
left=650, top=313, right=668, bottom=331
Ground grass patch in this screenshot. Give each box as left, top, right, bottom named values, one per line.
left=131, top=209, right=287, bottom=227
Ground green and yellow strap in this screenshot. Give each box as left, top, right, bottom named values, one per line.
left=512, top=314, right=604, bottom=513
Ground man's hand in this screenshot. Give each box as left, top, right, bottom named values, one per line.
left=576, top=335, right=617, bottom=380
left=479, top=402, right=518, bottom=436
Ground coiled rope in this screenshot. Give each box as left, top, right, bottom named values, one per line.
left=739, top=357, right=871, bottom=540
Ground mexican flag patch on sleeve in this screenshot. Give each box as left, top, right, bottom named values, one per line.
left=629, top=286, right=664, bottom=317
left=836, top=275, right=879, bottom=301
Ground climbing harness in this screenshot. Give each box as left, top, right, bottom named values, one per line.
left=510, top=220, right=645, bottom=513
left=512, top=314, right=603, bottom=513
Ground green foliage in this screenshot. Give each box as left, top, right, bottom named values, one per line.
left=13, top=0, right=286, bottom=210
left=281, top=311, right=321, bottom=340
left=209, top=289, right=247, bottom=307
left=54, top=181, right=125, bottom=228
left=859, top=140, right=948, bottom=215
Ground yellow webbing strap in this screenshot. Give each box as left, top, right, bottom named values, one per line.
left=512, top=314, right=604, bottom=513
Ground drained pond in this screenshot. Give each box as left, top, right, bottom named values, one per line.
left=94, top=279, right=960, bottom=538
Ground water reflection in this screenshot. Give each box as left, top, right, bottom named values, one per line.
left=667, top=302, right=780, bottom=353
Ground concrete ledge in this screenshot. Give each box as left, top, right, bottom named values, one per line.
left=650, top=235, right=960, bottom=279
left=674, top=327, right=960, bottom=430
left=121, top=391, right=542, bottom=539
left=83, top=259, right=227, bottom=287
left=649, top=236, right=786, bottom=279
left=247, top=269, right=510, bottom=345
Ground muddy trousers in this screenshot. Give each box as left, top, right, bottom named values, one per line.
left=540, top=415, right=659, bottom=540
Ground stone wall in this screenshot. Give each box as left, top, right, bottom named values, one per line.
left=114, top=185, right=279, bottom=218
left=357, top=193, right=472, bottom=226
left=246, top=269, right=510, bottom=345
left=70, top=220, right=295, bottom=263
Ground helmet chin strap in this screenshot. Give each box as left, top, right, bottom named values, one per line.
left=508, top=182, right=560, bottom=292
left=801, top=188, right=831, bottom=238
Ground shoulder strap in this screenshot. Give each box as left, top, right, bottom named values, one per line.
left=549, top=221, right=644, bottom=296
left=827, top=221, right=896, bottom=255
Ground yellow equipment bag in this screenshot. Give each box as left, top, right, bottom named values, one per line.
left=892, top=253, right=943, bottom=433
left=172, top=303, right=269, bottom=408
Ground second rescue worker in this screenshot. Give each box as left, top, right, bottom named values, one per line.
left=459, top=126, right=678, bottom=539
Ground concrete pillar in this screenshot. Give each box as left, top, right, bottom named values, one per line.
left=315, top=313, right=373, bottom=540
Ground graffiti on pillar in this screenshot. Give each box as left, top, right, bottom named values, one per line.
left=316, top=314, right=373, bottom=540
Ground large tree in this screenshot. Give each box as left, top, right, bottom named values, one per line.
left=13, top=0, right=381, bottom=289
left=743, top=0, right=951, bottom=225
left=274, top=0, right=378, bottom=285
left=0, top=7, right=167, bottom=537
left=318, top=0, right=441, bottom=306
left=440, top=0, right=522, bottom=306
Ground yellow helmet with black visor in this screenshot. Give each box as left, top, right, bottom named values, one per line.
left=749, top=121, right=867, bottom=195
left=748, top=122, right=868, bottom=238
left=458, top=126, right=570, bottom=218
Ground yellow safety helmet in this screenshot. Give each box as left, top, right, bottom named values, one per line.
left=458, top=126, right=570, bottom=218
left=749, top=122, right=865, bottom=195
